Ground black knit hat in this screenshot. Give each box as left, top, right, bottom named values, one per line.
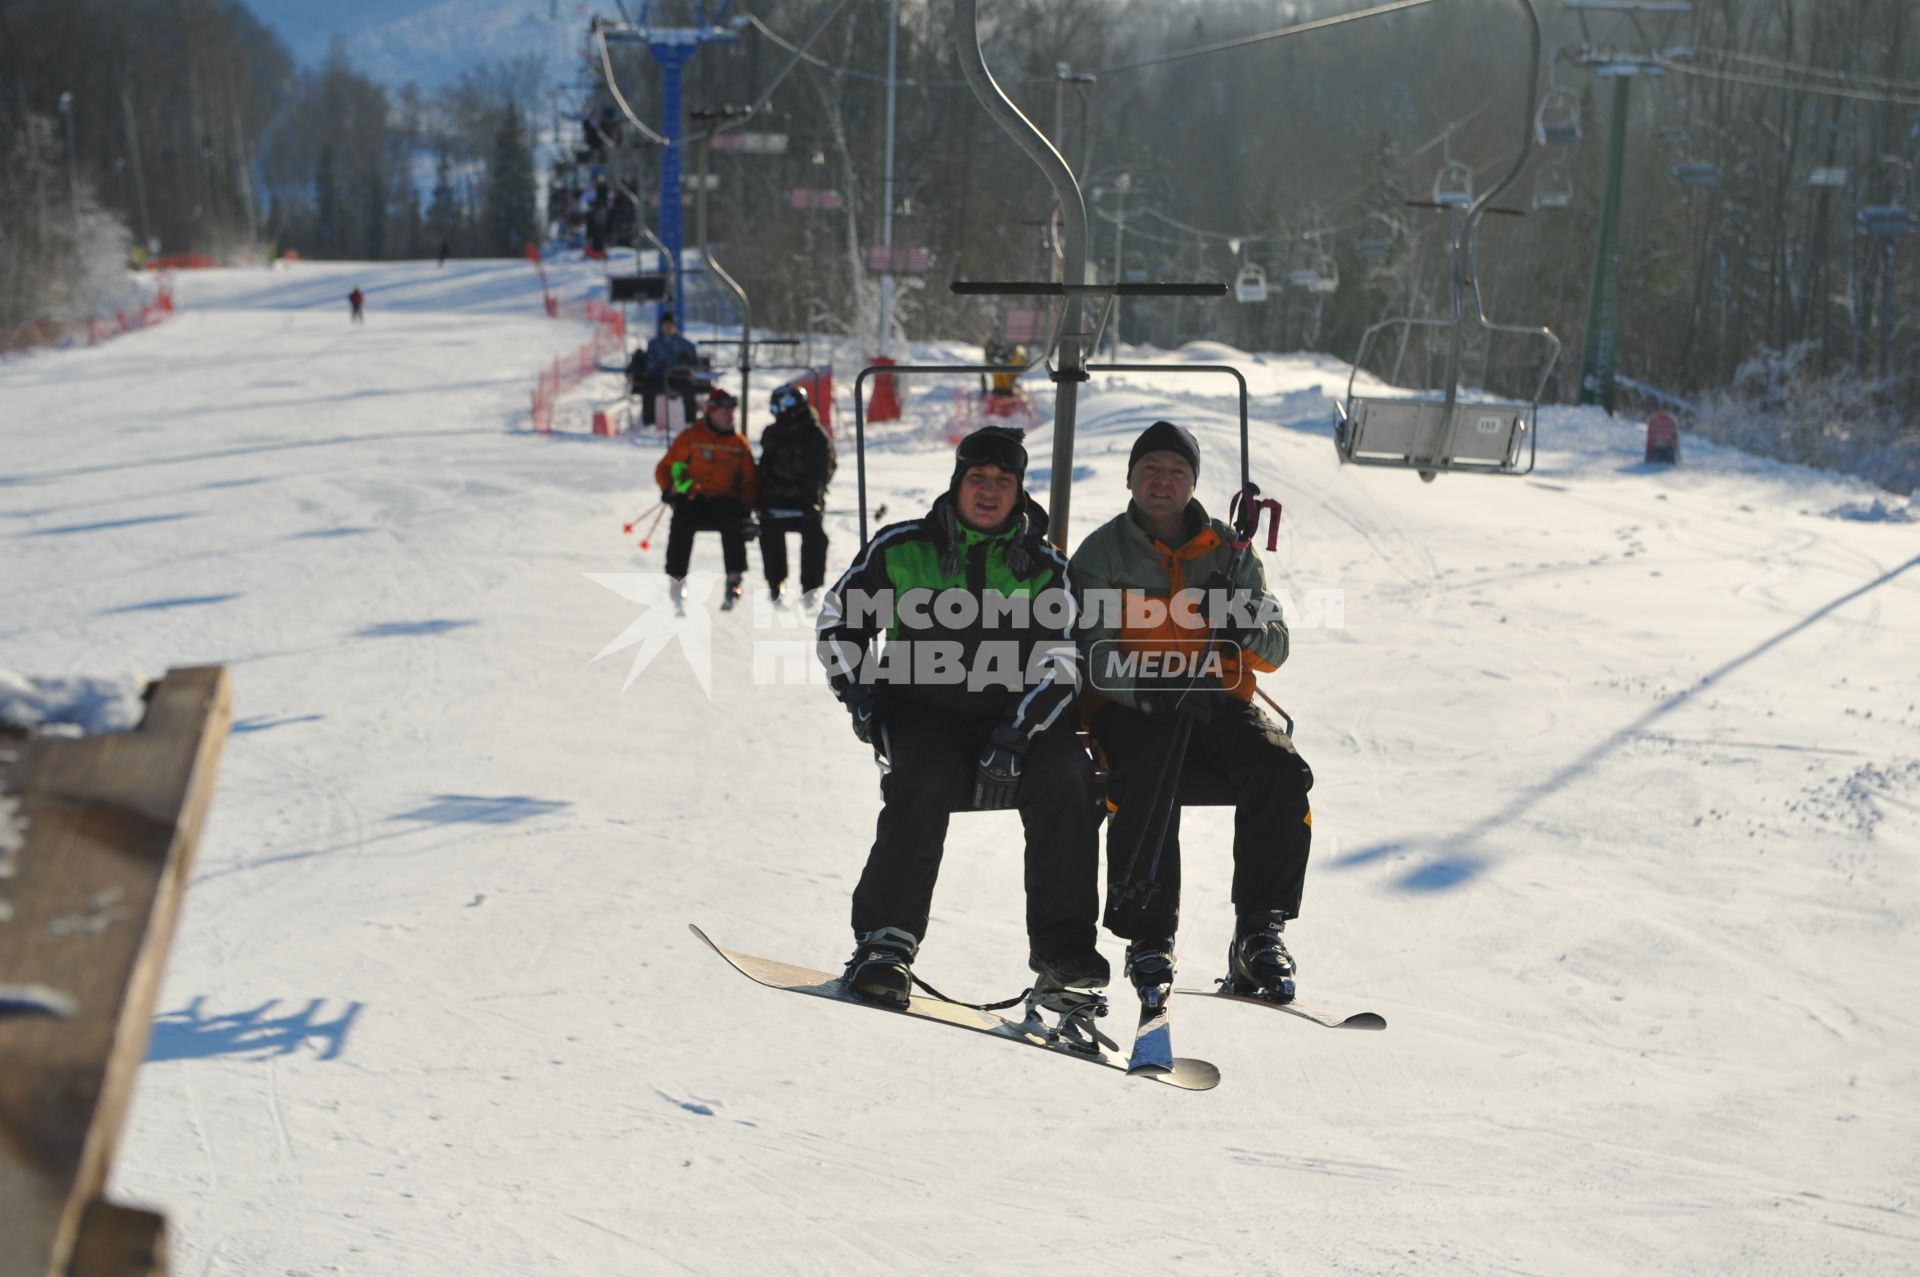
left=1129, top=420, right=1200, bottom=478
left=950, top=426, right=1028, bottom=493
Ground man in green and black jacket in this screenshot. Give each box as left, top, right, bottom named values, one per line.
left=816, top=426, right=1106, bottom=1007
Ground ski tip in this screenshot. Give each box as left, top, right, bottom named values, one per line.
left=687, top=922, right=715, bottom=948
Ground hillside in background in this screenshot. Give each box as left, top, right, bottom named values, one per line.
left=238, top=0, right=591, bottom=88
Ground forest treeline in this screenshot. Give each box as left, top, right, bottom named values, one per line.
left=0, top=0, right=539, bottom=330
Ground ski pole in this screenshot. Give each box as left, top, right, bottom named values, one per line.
left=633, top=503, right=669, bottom=550
left=621, top=500, right=665, bottom=533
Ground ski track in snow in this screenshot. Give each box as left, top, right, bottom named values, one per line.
left=2, top=256, right=1918, bottom=1274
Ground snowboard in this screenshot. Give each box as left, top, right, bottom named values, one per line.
left=692, top=925, right=1220, bottom=1090
left=1174, top=985, right=1388, bottom=1030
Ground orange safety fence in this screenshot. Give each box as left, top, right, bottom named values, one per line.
left=146, top=253, right=217, bottom=271
left=531, top=299, right=626, bottom=434
left=1, top=276, right=175, bottom=356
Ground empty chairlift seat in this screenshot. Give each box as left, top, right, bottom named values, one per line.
left=1533, top=162, right=1574, bottom=210
left=1534, top=90, right=1581, bottom=146
left=1336, top=391, right=1534, bottom=475
left=1432, top=159, right=1474, bottom=207
left=1233, top=264, right=1269, bottom=303
left=1671, top=161, right=1721, bottom=189
left=1336, top=1, right=1562, bottom=483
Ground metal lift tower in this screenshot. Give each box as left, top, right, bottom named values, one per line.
left=1565, top=1, right=1692, bottom=414
left=597, top=2, right=742, bottom=309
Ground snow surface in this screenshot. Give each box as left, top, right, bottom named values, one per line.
left=0, top=671, right=150, bottom=736
left=2, top=257, right=1918, bottom=1274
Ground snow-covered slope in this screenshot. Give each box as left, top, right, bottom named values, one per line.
left=3, top=258, right=1916, bottom=1274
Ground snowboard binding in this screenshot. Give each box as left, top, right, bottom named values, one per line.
left=1022, top=985, right=1118, bottom=1056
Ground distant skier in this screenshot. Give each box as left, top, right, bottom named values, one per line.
left=655, top=387, right=757, bottom=612
left=1070, top=420, right=1311, bottom=1002
left=629, top=311, right=702, bottom=432
left=816, top=425, right=1105, bottom=1008
left=755, top=383, right=836, bottom=610
left=437, top=241, right=451, bottom=268
left=982, top=335, right=1024, bottom=399
left=348, top=287, right=365, bottom=324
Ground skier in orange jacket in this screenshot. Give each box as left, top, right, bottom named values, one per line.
left=655, top=387, right=758, bottom=611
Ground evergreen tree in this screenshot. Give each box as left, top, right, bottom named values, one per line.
left=314, top=145, right=341, bottom=257
left=427, top=149, right=460, bottom=257
left=486, top=100, right=537, bottom=257
left=363, top=157, right=386, bottom=260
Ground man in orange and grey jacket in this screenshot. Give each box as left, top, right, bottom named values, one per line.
left=656, top=387, right=758, bottom=610
left=1070, top=420, right=1312, bottom=1003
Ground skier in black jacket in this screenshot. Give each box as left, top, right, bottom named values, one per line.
left=756, top=384, right=837, bottom=609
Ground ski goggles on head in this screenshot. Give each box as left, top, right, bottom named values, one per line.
left=953, top=426, right=1028, bottom=478
left=770, top=384, right=806, bottom=415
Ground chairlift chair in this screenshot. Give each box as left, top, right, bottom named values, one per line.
left=1355, top=237, right=1390, bottom=260
left=1858, top=205, right=1916, bottom=237
left=1671, top=161, right=1721, bottom=189
left=1335, top=0, right=1562, bottom=482
left=1534, top=90, right=1581, bottom=146
left=1432, top=159, right=1474, bottom=207
left=1308, top=248, right=1339, bottom=294
left=1233, top=263, right=1269, bottom=303
left=1533, top=161, right=1573, bottom=210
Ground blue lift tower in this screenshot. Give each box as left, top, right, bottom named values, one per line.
left=596, top=2, right=742, bottom=311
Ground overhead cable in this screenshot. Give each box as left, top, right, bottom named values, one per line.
left=1659, top=58, right=1920, bottom=108
left=1691, top=47, right=1920, bottom=95
left=746, top=0, right=1446, bottom=88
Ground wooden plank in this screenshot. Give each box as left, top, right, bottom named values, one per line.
left=66, top=1203, right=166, bottom=1277
left=0, top=667, right=231, bottom=1277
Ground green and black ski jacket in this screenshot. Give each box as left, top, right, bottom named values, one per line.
left=816, top=492, right=1081, bottom=742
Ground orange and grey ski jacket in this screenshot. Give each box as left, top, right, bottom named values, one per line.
left=1069, top=500, right=1289, bottom=709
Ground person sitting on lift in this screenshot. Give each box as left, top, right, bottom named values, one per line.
left=1070, top=420, right=1313, bottom=1004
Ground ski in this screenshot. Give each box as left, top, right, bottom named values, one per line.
left=1175, top=985, right=1387, bottom=1030
left=1127, top=985, right=1175, bottom=1075
left=692, top=925, right=1220, bottom=1090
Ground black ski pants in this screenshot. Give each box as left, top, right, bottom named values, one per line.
left=664, top=495, right=749, bottom=579
left=758, top=508, right=829, bottom=592
left=1094, top=697, right=1313, bottom=943
left=851, top=701, right=1100, bottom=954
left=636, top=370, right=699, bottom=428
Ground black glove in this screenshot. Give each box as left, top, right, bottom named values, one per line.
left=664, top=488, right=689, bottom=510
left=739, top=512, right=759, bottom=542
left=972, top=724, right=1028, bottom=810
left=1199, top=568, right=1263, bottom=652
left=843, top=685, right=886, bottom=747
left=1137, top=674, right=1221, bottom=724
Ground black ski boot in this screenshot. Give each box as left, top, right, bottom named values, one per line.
left=668, top=576, right=686, bottom=617
left=844, top=926, right=918, bottom=1009
left=720, top=572, right=744, bottom=611
left=1226, top=912, right=1296, bottom=1003
left=1125, top=939, right=1176, bottom=992
left=1029, top=943, right=1111, bottom=990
